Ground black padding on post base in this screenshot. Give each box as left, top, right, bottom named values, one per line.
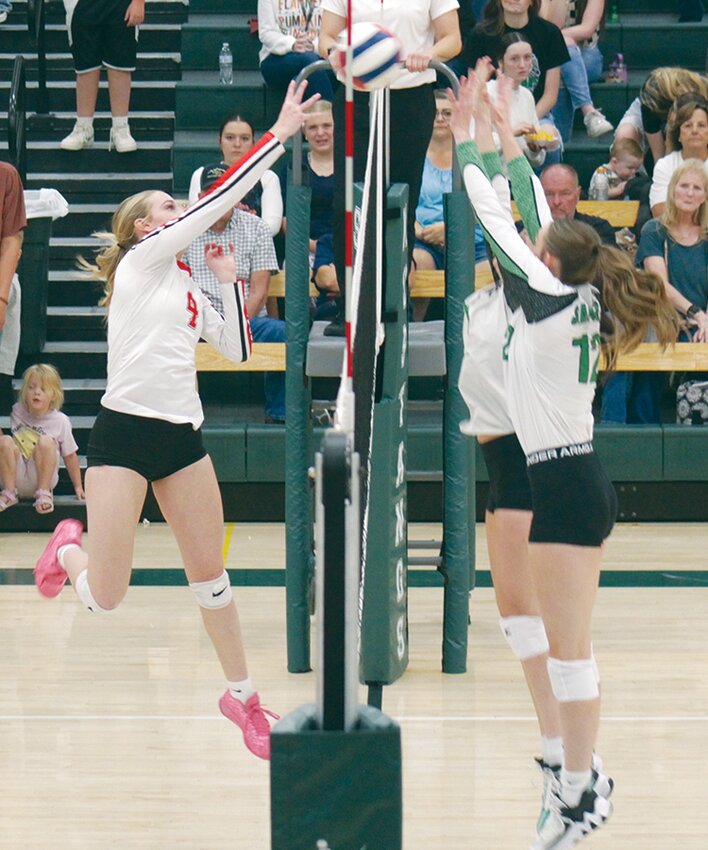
left=270, top=704, right=402, bottom=850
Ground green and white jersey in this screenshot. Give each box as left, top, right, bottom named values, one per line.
left=457, top=141, right=600, bottom=456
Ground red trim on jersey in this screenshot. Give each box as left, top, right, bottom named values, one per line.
left=177, top=260, right=192, bottom=276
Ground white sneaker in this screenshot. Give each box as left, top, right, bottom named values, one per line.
left=584, top=109, right=614, bottom=138
left=531, top=770, right=613, bottom=850
left=109, top=124, right=138, bottom=153
left=0, top=11, right=7, bottom=23
left=60, top=123, right=94, bottom=151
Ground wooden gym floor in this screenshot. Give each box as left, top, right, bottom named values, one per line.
left=0, top=522, right=707, bottom=849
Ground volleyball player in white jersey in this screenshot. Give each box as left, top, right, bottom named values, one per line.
left=34, top=81, right=319, bottom=762
left=450, top=69, right=678, bottom=848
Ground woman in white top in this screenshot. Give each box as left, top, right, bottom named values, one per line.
left=258, top=0, right=333, bottom=101
left=188, top=113, right=283, bottom=237
left=318, top=0, right=461, bottom=330
left=649, top=95, right=708, bottom=217
left=451, top=67, right=678, bottom=848
left=34, top=82, right=319, bottom=762
left=487, top=32, right=560, bottom=170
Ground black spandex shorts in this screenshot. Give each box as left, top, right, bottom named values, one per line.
left=70, top=0, right=138, bottom=73
left=87, top=407, right=207, bottom=482
left=480, top=433, right=533, bottom=513
left=527, top=444, right=617, bottom=547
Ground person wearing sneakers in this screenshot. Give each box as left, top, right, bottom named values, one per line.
left=542, top=0, right=614, bottom=142
left=450, top=66, right=678, bottom=848
left=60, top=0, right=144, bottom=153
left=34, top=81, right=320, bottom=760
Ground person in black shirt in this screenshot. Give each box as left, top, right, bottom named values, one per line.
left=540, top=164, right=616, bottom=245
left=462, top=0, right=569, bottom=132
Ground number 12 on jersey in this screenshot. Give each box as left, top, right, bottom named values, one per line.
left=573, top=332, right=602, bottom=383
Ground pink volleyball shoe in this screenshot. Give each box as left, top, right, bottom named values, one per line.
left=34, top=519, right=84, bottom=598
left=218, top=690, right=279, bottom=760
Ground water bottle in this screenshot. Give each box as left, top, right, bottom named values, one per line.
left=616, top=53, right=627, bottom=84
left=591, top=167, right=610, bottom=201
left=219, top=42, right=233, bottom=86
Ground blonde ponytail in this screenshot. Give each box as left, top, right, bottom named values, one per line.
left=597, top=246, right=680, bottom=369
left=78, top=190, right=154, bottom=309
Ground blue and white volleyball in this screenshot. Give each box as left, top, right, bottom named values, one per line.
left=336, top=23, right=403, bottom=91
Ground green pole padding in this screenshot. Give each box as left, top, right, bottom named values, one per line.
left=271, top=704, right=402, bottom=850
left=285, top=183, right=315, bottom=673
left=359, top=184, right=409, bottom=687
left=441, top=191, right=477, bottom=674
left=17, top=216, right=52, bottom=356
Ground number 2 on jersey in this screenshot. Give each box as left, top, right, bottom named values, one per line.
left=572, top=332, right=601, bottom=383
left=186, top=292, right=199, bottom=328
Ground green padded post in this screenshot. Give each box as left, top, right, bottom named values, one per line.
left=359, top=184, right=409, bottom=687
left=285, top=183, right=315, bottom=673
left=271, top=704, right=402, bottom=850
left=441, top=190, right=476, bottom=674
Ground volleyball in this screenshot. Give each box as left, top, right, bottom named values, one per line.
left=335, top=23, right=403, bottom=91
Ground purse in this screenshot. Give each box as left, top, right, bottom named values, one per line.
left=676, top=380, right=708, bottom=425
left=13, top=426, right=41, bottom=459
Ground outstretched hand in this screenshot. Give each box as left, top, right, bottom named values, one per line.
left=270, top=80, right=321, bottom=143
left=447, top=62, right=492, bottom=143
left=205, top=242, right=237, bottom=284
left=486, top=71, right=514, bottom=135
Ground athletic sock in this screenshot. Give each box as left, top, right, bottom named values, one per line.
left=228, top=677, right=255, bottom=703
left=76, top=116, right=93, bottom=130
left=541, top=735, right=564, bottom=769
left=111, top=115, right=129, bottom=129
left=57, top=543, right=81, bottom=569
left=560, top=767, right=592, bottom=808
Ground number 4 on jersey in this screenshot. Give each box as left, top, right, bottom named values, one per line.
left=186, top=292, right=199, bottom=328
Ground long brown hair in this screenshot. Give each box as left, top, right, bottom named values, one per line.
left=78, top=190, right=155, bottom=310
left=597, top=247, right=679, bottom=369
left=479, top=0, right=541, bottom=37
left=542, top=221, right=679, bottom=368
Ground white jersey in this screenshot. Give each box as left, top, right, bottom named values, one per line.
left=101, top=132, right=284, bottom=429
left=458, top=142, right=598, bottom=456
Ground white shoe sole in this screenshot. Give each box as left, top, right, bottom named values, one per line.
left=530, top=796, right=613, bottom=850
left=60, top=138, right=94, bottom=151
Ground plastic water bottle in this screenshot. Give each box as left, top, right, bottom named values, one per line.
left=591, top=167, right=610, bottom=201
left=615, top=53, right=627, bottom=84
left=219, top=42, right=233, bottom=85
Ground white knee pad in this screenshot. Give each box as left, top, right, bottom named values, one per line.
left=75, top=569, right=111, bottom=614
left=189, top=570, right=233, bottom=609
left=499, top=616, right=550, bottom=661
left=547, top=656, right=600, bottom=702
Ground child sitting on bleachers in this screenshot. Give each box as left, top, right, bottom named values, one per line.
left=0, top=363, right=84, bottom=513
left=588, top=138, right=645, bottom=199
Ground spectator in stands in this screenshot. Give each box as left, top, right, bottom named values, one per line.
left=258, top=0, right=333, bottom=104
left=0, top=364, right=84, bottom=513
left=614, top=67, right=708, bottom=168
left=589, top=137, right=645, bottom=199
left=541, top=0, right=613, bottom=141
left=649, top=95, right=708, bottom=217
left=0, top=162, right=25, bottom=416
left=413, top=89, right=487, bottom=320
left=639, top=159, right=708, bottom=342
left=463, top=0, right=569, bottom=164
left=184, top=164, right=286, bottom=424
left=320, top=0, right=462, bottom=335
left=487, top=32, right=560, bottom=171
left=281, top=101, right=338, bottom=319
left=540, top=163, right=616, bottom=243
left=0, top=1, right=10, bottom=24
left=60, top=0, right=144, bottom=153
left=188, top=114, right=283, bottom=237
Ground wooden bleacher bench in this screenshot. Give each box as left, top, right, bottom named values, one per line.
left=196, top=341, right=708, bottom=374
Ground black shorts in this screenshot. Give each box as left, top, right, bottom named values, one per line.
left=87, top=407, right=207, bottom=482
left=70, top=0, right=138, bottom=73
left=527, top=444, right=617, bottom=547
left=481, top=433, right=533, bottom=513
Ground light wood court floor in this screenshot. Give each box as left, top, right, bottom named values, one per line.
left=1, top=523, right=707, bottom=849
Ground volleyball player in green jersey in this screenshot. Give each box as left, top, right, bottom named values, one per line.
left=450, top=67, right=678, bottom=849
